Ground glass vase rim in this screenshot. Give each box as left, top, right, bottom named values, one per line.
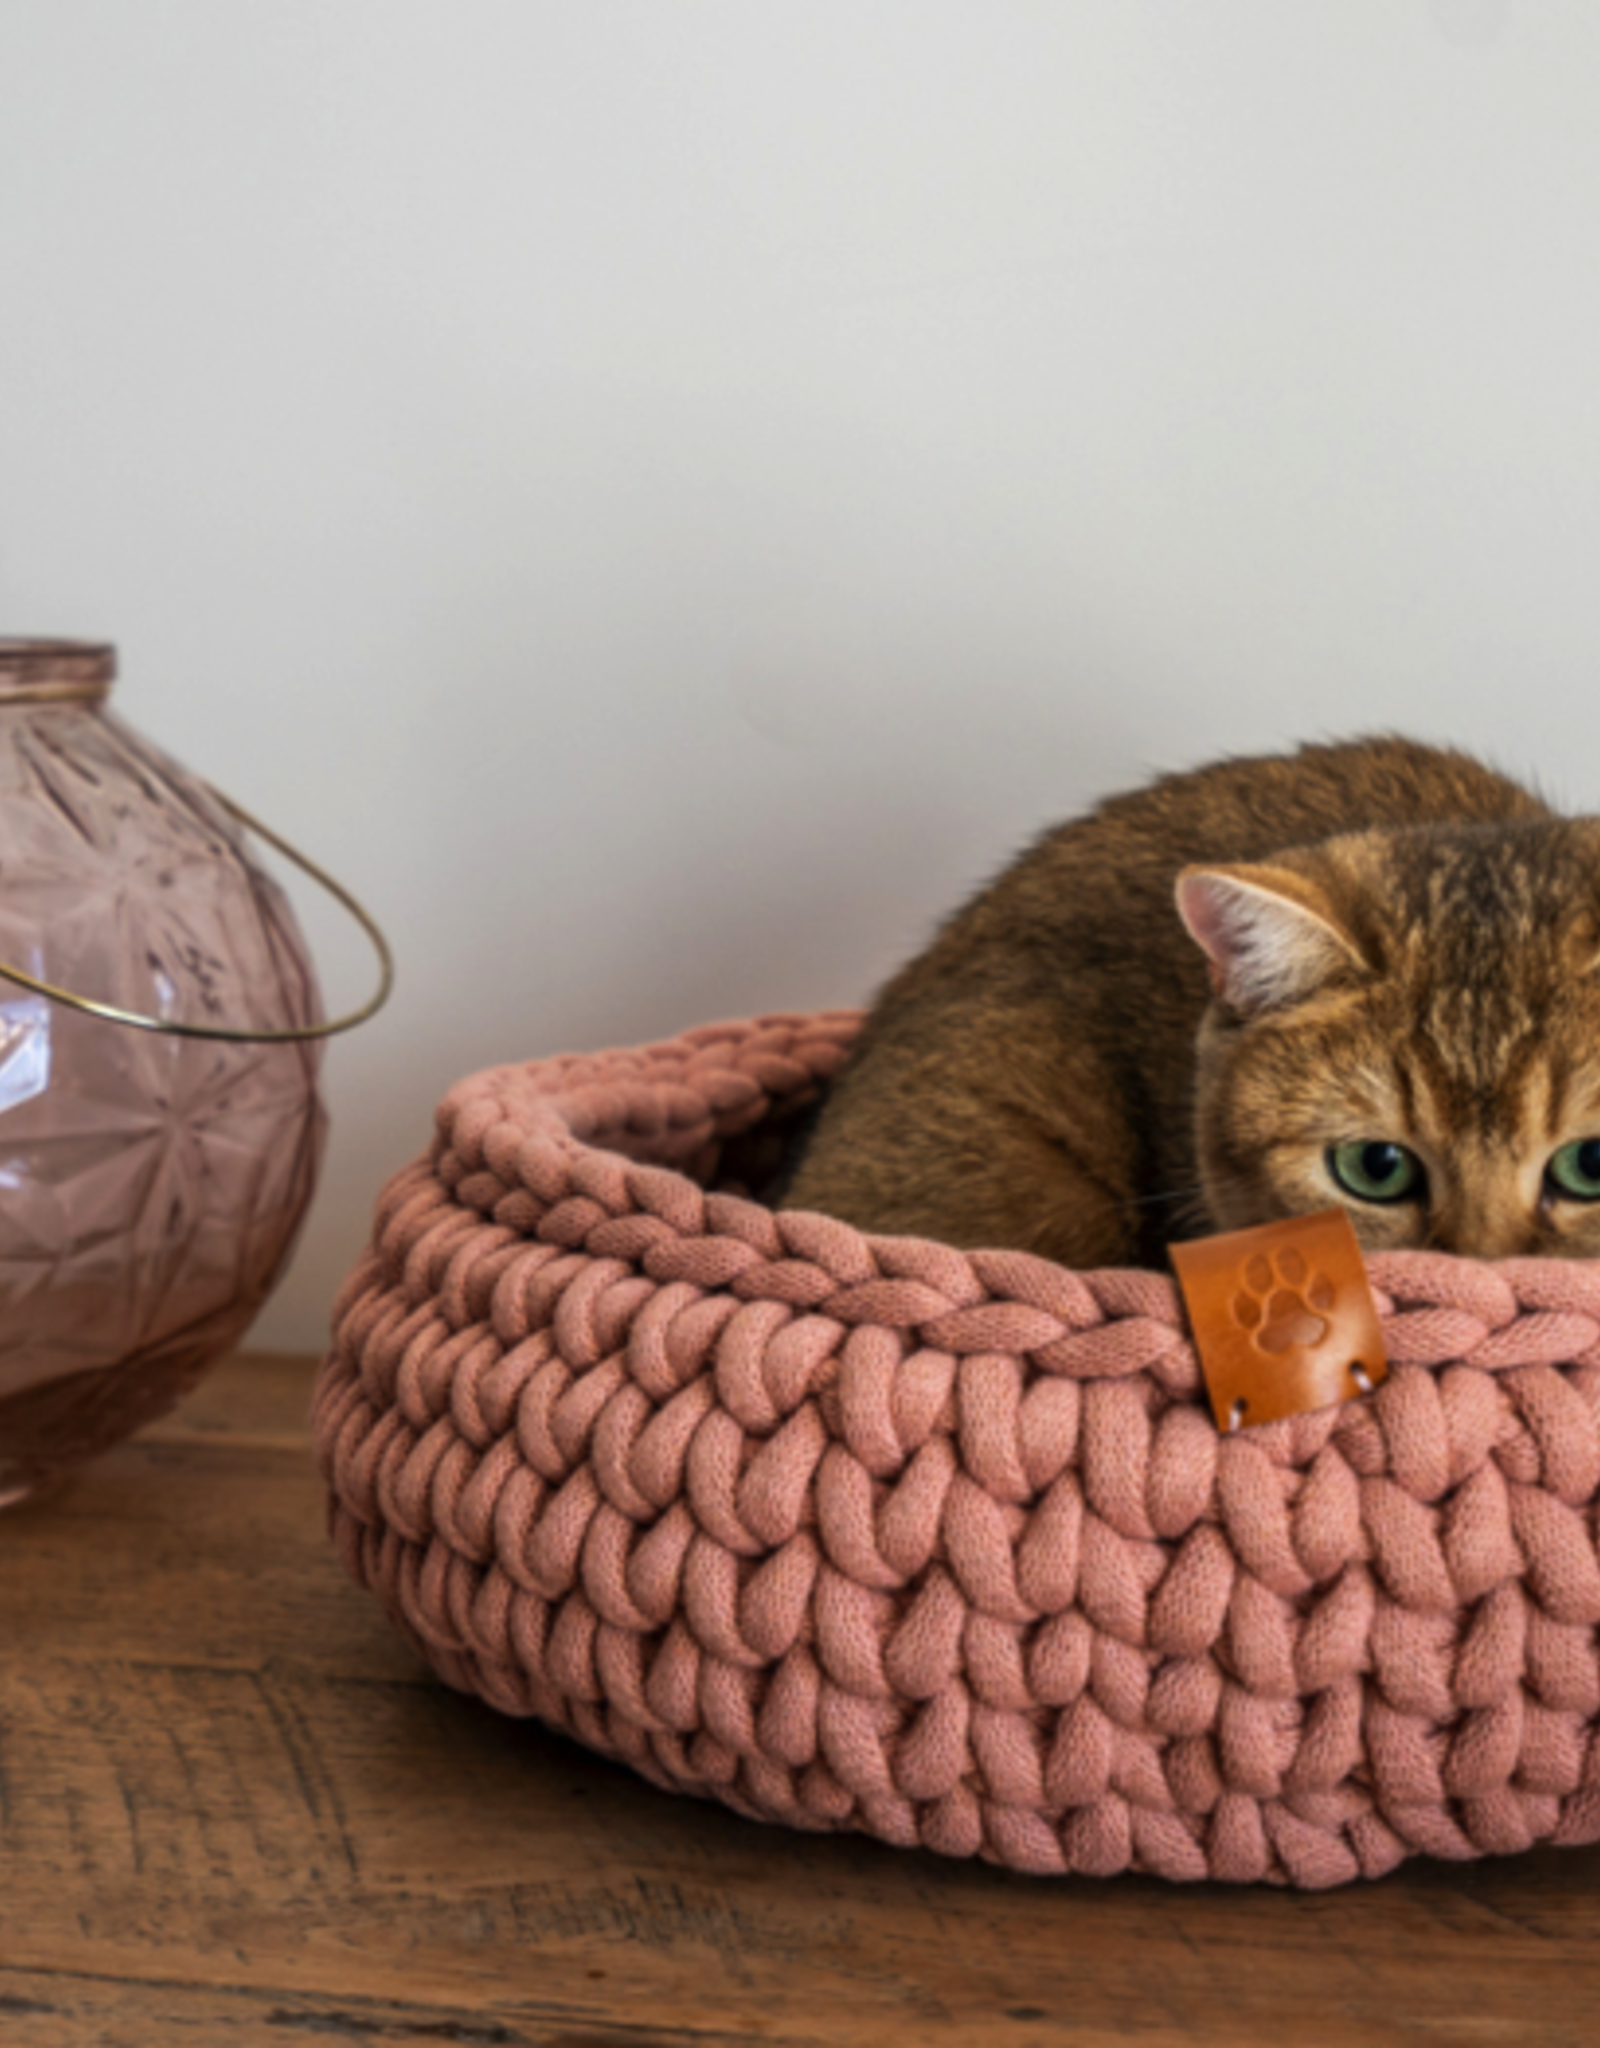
left=0, top=640, right=116, bottom=697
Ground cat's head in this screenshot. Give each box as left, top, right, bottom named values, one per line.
left=1176, top=819, right=1600, bottom=1258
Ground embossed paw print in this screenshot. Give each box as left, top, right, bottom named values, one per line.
left=1230, top=1246, right=1337, bottom=1355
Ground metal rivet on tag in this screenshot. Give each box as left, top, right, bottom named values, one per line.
left=1169, top=1210, right=1388, bottom=1432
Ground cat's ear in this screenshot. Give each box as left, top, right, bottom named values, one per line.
left=1175, top=864, right=1367, bottom=1015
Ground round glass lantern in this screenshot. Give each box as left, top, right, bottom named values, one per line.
left=0, top=639, right=389, bottom=1503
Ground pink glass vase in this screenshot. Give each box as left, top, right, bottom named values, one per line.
left=0, top=640, right=327, bottom=1502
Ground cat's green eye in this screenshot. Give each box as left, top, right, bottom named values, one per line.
left=1546, top=1139, right=1600, bottom=1202
left=1326, top=1140, right=1424, bottom=1205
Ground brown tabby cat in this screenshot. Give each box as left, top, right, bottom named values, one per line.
left=783, top=736, right=1600, bottom=1265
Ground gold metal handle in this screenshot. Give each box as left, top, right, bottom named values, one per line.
left=0, top=788, right=394, bottom=1042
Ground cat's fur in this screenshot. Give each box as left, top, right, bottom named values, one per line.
left=783, top=736, right=1600, bottom=1264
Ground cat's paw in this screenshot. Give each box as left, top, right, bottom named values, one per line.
left=1231, top=1245, right=1337, bottom=1355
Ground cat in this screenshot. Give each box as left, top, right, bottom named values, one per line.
left=782, top=736, right=1600, bottom=1266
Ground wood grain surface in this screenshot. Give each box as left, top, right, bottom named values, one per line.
left=0, top=1352, right=1595, bottom=2046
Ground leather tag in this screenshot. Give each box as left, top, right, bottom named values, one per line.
left=1169, top=1210, right=1388, bottom=1432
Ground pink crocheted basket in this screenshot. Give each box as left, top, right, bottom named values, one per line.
left=312, top=1012, right=1600, bottom=1888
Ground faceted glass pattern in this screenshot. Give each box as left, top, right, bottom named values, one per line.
left=0, top=643, right=325, bottom=1502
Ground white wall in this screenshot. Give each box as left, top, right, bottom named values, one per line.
left=4, top=2, right=1600, bottom=1351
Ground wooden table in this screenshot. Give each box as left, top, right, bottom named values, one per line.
left=1, top=1353, right=1596, bottom=2045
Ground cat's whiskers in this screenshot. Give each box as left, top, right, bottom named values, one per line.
left=1115, top=1183, right=1217, bottom=1245
left=1118, top=1181, right=1206, bottom=1211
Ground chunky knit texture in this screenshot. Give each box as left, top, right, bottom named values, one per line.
left=312, top=1012, right=1600, bottom=1888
